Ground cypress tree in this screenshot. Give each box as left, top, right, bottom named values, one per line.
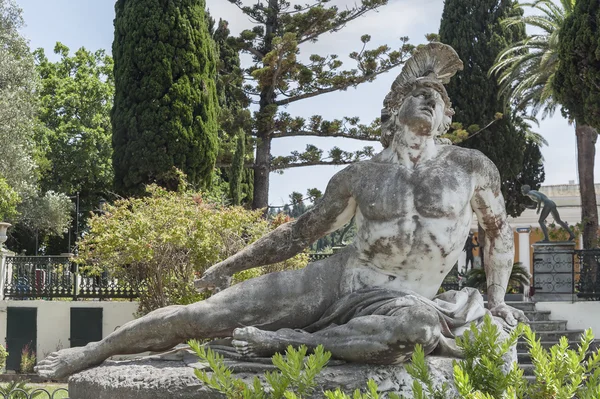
left=439, top=0, right=543, bottom=217
left=112, top=0, right=219, bottom=195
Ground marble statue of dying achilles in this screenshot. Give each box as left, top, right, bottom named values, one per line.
left=36, top=43, right=527, bottom=380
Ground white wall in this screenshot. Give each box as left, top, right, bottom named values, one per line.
left=536, top=301, right=600, bottom=335
left=0, top=300, right=138, bottom=360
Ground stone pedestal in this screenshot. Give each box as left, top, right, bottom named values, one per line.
left=532, top=241, right=576, bottom=301
left=68, top=350, right=459, bottom=399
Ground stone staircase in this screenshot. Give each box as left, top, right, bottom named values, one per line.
left=506, top=301, right=598, bottom=378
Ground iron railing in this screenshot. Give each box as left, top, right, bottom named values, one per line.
left=574, top=249, right=600, bottom=300
left=0, top=388, right=69, bottom=398
left=2, top=256, right=142, bottom=300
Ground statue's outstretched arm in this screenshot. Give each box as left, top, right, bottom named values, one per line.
left=195, top=167, right=357, bottom=290
left=470, top=153, right=526, bottom=325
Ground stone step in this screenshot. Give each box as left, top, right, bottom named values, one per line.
left=516, top=339, right=600, bottom=352
left=530, top=330, right=586, bottom=341
left=518, top=347, right=598, bottom=364
left=518, top=352, right=531, bottom=363
left=523, top=310, right=551, bottom=322
left=504, top=301, right=536, bottom=311
left=527, top=320, right=568, bottom=332
left=517, top=340, right=578, bottom=352
left=520, top=363, right=535, bottom=376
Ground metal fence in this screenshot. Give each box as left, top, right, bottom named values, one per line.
left=2, top=256, right=143, bottom=301
left=574, top=249, right=600, bottom=300
left=0, top=388, right=68, bottom=399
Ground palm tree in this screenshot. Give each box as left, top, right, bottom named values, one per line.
left=464, top=263, right=531, bottom=293
left=490, top=0, right=599, bottom=248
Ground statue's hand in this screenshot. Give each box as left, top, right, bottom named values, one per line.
left=489, top=303, right=529, bottom=327
left=194, top=265, right=232, bottom=293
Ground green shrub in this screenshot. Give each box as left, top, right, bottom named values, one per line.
left=76, top=185, right=308, bottom=314
left=0, top=381, right=41, bottom=399
left=0, top=176, right=20, bottom=221
left=191, top=314, right=600, bottom=399
left=190, top=342, right=398, bottom=399
left=19, top=343, right=36, bottom=374
left=0, top=344, right=8, bottom=370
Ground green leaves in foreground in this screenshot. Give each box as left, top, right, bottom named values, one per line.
left=191, top=313, right=600, bottom=399
left=190, top=341, right=331, bottom=399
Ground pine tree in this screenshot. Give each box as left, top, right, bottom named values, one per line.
left=554, top=0, right=600, bottom=248
left=224, top=0, right=414, bottom=209
left=439, top=0, right=544, bottom=217
left=111, top=0, right=219, bottom=195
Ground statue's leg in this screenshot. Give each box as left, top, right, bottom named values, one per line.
left=35, top=258, right=344, bottom=379
left=551, top=209, right=576, bottom=240
left=232, top=304, right=441, bottom=364
left=539, top=206, right=552, bottom=241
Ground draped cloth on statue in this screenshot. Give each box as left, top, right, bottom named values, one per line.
left=303, top=287, right=506, bottom=355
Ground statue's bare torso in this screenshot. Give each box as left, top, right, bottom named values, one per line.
left=327, top=145, right=477, bottom=299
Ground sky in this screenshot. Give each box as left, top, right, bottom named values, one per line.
left=16, top=0, right=592, bottom=206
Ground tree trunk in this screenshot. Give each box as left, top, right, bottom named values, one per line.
left=575, top=122, right=598, bottom=249
left=251, top=0, right=279, bottom=210
left=252, top=133, right=272, bottom=210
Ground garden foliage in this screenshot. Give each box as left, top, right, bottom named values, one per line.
left=19, top=344, right=36, bottom=374
left=0, top=0, right=72, bottom=237
left=76, top=184, right=308, bottom=314
left=439, top=0, right=544, bottom=218
left=34, top=42, right=114, bottom=235
left=0, top=176, right=20, bottom=221
left=112, top=0, right=219, bottom=194
left=192, top=314, right=600, bottom=399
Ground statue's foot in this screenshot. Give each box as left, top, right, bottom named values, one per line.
left=35, top=346, right=104, bottom=379
left=232, top=327, right=282, bottom=358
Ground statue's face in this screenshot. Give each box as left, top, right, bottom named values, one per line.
left=521, top=185, right=530, bottom=195
left=395, top=85, right=445, bottom=137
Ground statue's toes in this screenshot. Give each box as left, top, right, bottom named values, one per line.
left=232, top=326, right=260, bottom=341
left=232, top=339, right=255, bottom=357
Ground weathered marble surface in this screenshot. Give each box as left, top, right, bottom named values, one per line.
left=37, top=42, right=526, bottom=382
left=69, top=354, right=459, bottom=399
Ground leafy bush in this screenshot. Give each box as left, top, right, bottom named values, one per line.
left=76, top=185, right=308, bottom=314
left=0, top=381, right=41, bottom=399
left=0, top=176, right=20, bottom=221
left=190, top=342, right=398, bottom=399
left=0, top=344, right=8, bottom=370
left=19, top=343, right=36, bottom=374
left=18, top=190, right=73, bottom=235
left=464, top=262, right=530, bottom=294
left=191, top=314, right=600, bottom=399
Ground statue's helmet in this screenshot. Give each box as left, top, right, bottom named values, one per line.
left=380, top=43, right=464, bottom=147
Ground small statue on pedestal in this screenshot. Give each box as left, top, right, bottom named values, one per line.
left=521, top=185, right=575, bottom=242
